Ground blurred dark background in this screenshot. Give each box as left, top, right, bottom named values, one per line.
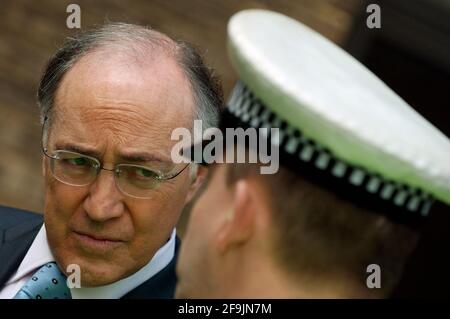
left=0, top=0, right=448, bottom=298
left=344, top=0, right=450, bottom=298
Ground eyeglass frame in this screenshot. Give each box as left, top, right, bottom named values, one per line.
left=40, top=114, right=191, bottom=198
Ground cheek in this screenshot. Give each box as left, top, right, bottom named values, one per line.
left=44, top=177, right=88, bottom=235
left=44, top=178, right=89, bottom=264
left=183, top=188, right=220, bottom=260
left=177, top=194, right=218, bottom=295
left=181, top=168, right=235, bottom=268
left=194, top=180, right=231, bottom=221
left=126, top=181, right=190, bottom=256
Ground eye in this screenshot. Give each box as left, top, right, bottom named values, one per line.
left=66, top=157, right=89, bottom=166
left=135, top=167, right=159, bottom=179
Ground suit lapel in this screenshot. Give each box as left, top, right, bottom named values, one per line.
left=121, top=237, right=180, bottom=299
left=0, top=219, right=43, bottom=288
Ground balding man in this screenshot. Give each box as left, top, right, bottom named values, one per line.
left=0, top=23, right=222, bottom=299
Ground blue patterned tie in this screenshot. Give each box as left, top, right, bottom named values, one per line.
left=14, top=262, right=71, bottom=299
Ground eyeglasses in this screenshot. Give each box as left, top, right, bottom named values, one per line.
left=41, top=116, right=190, bottom=199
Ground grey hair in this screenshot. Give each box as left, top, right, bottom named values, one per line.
left=38, top=23, right=222, bottom=181
left=38, top=22, right=222, bottom=132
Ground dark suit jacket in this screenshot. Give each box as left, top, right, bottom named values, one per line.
left=0, top=205, right=179, bottom=299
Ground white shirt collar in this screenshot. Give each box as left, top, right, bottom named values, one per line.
left=8, top=224, right=176, bottom=299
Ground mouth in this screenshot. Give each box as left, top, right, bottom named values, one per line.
left=72, top=231, right=124, bottom=251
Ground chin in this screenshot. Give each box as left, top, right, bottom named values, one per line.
left=79, top=268, right=121, bottom=287
left=77, top=259, right=126, bottom=287
left=54, top=249, right=127, bottom=287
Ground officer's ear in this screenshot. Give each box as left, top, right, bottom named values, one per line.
left=216, top=179, right=257, bottom=254
left=185, top=164, right=208, bottom=204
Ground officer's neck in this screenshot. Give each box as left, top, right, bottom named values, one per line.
left=223, top=247, right=373, bottom=298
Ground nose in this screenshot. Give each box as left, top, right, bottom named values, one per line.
left=83, top=168, right=125, bottom=222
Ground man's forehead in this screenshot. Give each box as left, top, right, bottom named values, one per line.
left=49, top=112, right=180, bottom=158
left=51, top=50, right=194, bottom=125
left=55, top=49, right=194, bottom=115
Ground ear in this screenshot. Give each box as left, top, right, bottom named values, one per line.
left=185, top=164, right=208, bottom=204
left=216, top=179, right=256, bottom=254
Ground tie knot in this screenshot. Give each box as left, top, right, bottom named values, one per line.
left=14, top=262, right=71, bottom=299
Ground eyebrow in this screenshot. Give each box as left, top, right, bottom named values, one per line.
left=55, top=143, right=99, bottom=158
left=54, top=142, right=170, bottom=163
left=119, top=152, right=170, bottom=163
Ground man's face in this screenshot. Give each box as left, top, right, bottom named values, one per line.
left=43, top=49, right=196, bottom=286
left=176, top=165, right=233, bottom=298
